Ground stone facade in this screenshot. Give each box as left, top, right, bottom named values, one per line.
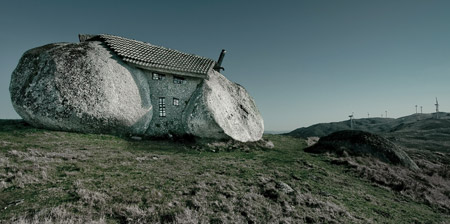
left=145, top=71, right=202, bottom=136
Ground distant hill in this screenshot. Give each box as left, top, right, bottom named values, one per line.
left=295, top=115, right=450, bottom=213
left=287, top=112, right=450, bottom=138
left=286, top=117, right=394, bottom=138
left=264, top=130, right=290, bottom=134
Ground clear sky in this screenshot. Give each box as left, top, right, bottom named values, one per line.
left=1, top=0, right=450, bottom=131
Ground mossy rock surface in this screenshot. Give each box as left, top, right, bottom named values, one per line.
left=305, top=130, right=419, bottom=170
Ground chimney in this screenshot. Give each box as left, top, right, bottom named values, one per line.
left=214, top=49, right=226, bottom=72
left=78, top=34, right=96, bottom=42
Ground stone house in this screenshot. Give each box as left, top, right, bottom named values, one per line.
left=11, top=34, right=263, bottom=141
left=79, top=34, right=225, bottom=136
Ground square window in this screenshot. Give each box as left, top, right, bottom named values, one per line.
left=173, top=76, right=186, bottom=84
left=173, top=98, right=179, bottom=106
left=153, top=73, right=166, bottom=80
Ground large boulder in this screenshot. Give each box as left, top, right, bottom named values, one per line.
left=10, top=41, right=153, bottom=135
left=305, top=130, right=419, bottom=170
left=183, top=70, right=264, bottom=142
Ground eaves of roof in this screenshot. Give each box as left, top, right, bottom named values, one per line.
left=79, top=34, right=216, bottom=79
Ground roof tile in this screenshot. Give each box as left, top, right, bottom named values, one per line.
left=87, top=34, right=215, bottom=78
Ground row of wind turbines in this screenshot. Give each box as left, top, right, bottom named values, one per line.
left=348, top=97, right=442, bottom=129
left=414, top=97, right=441, bottom=120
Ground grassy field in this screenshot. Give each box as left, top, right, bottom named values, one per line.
left=0, top=120, right=448, bottom=223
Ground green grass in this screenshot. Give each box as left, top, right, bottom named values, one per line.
left=0, top=120, right=448, bottom=223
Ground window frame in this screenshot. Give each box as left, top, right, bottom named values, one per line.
left=173, top=76, right=186, bottom=84
left=153, top=73, right=166, bottom=80
left=159, top=97, right=166, bottom=117
left=173, top=98, right=179, bottom=106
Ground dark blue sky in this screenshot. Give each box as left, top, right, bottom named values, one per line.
left=1, top=0, right=450, bottom=131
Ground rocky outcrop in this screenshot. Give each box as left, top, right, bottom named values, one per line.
left=183, top=71, right=264, bottom=142
left=10, top=41, right=153, bottom=136
left=305, top=130, right=419, bottom=170
left=10, top=41, right=264, bottom=142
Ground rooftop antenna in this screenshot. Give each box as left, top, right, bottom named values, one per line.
left=415, top=105, right=418, bottom=114
left=435, top=97, right=439, bottom=119
left=349, top=112, right=354, bottom=129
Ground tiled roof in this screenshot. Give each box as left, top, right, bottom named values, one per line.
left=80, top=34, right=215, bottom=78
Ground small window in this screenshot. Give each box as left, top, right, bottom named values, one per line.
left=159, top=97, right=166, bottom=117
left=173, top=98, right=179, bottom=106
left=173, top=76, right=186, bottom=84
left=153, top=73, right=165, bottom=80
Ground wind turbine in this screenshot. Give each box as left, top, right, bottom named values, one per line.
left=420, top=106, right=423, bottom=114
left=349, top=112, right=354, bottom=129
left=415, top=105, right=418, bottom=114
left=435, top=97, right=439, bottom=119
left=385, top=110, right=388, bottom=118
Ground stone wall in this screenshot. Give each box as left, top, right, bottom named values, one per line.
left=144, top=71, right=202, bottom=136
